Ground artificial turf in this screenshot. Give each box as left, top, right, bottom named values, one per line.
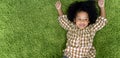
left=0, top=0, right=120, bottom=58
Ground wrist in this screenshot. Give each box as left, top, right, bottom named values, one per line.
left=57, top=9, right=62, bottom=11
left=100, top=7, right=105, bottom=9
left=57, top=9, right=63, bottom=16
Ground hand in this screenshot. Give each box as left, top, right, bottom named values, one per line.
left=55, top=0, right=62, bottom=10
left=98, top=0, right=105, bottom=8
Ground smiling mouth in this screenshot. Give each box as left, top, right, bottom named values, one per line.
left=79, top=24, right=86, bottom=27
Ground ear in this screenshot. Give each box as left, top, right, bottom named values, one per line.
left=88, top=20, right=90, bottom=23
left=88, top=20, right=90, bottom=24
left=74, top=18, right=76, bottom=23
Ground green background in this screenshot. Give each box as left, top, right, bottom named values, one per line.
left=0, top=0, right=120, bottom=58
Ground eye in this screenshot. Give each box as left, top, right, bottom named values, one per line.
left=84, top=19, right=89, bottom=21
left=76, top=18, right=81, bottom=20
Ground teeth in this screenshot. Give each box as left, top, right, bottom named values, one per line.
left=79, top=24, right=85, bottom=27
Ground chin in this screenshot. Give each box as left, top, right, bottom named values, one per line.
left=76, top=24, right=88, bottom=29
left=78, top=27, right=86, bottom=29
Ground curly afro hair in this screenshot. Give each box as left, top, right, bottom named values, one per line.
left=67, top=1, right=98, bottom=25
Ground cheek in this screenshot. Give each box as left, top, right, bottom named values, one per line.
left=75, top=21, right=81, bottom=24
left=85, top=22, right=89, bottom=25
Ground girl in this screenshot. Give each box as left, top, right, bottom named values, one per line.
left=55, top=0, right=107, bottom=58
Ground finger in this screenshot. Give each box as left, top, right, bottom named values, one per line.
left=55, top=1, right=59, bottom=6
left=98, top=0, right=103, bottom=3
left=56, top=1, right=60, bottom=5
left=58, top=0, right=60, bottom=2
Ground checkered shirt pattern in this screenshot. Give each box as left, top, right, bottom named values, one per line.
left=58, top=15, right=107, bottom=58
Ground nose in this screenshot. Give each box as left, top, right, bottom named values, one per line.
left=81, top=21, right=84, bottom=23
left=81, top=20, right=85, bottom=23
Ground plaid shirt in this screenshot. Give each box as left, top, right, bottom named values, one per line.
left=58, top=15, right=107, bottom=58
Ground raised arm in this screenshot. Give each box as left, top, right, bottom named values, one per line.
left=98, top=0, right=106, bottom=17
left=90, top=0, right=107, bottom=32
left=55, top=0, right=63, bottom=16
left=55, top=0, right=74, bottom=30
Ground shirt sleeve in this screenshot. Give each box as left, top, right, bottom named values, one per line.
left=90, top=16, right=108, bottom=32
left=58, top=15, right=74, bottom=30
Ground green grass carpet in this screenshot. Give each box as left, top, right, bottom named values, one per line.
left=0, top=0, right=120, bottom=58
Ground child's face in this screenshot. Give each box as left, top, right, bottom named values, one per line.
left=74, top=11, right=89, bottom=29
